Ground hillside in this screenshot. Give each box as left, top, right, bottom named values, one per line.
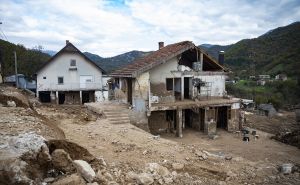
left=201, top=22, right=300, bottom=78
left=84, top=50, right=151, bottom=73
left=0, top=39, right=51, bottom=78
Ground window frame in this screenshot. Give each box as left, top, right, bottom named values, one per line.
left=57, top=76, right=64, bottom=84
left=70, top=59, right=76, bottom=66
left=166, top=78, right=173, bottom=91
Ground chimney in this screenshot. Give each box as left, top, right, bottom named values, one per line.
left=66, top=40, right=70, bottom=45
left=158, top=42, right=164, bottom=49
left=218, top=51, right=225, bottom=65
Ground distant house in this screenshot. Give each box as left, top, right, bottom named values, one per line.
left=36, top=40, right=105, bottom=104
left=256, top=74, right=271, bottom=86
left=4, top=74, right=36, bottom=91
left=258, top=75, right=270, bottom=80
left=256, top=79, right=266, bottom=86
left=258, top=104, right=277, bottom=117
left=275, top=74, right=287, bottom=81
left=241, top=99, right=255, bottom=110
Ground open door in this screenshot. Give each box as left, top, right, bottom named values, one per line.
left=127, top=78, right=132, bottom=105
left=184, top=77, right=191, bottom=99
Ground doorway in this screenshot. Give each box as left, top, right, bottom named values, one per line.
left=58, top=93, right=65, bottom=104
left=82, top=91, right=90, bottom=104
left=184, top=77, right=191, bottom=99
left=217, top=106, right=228, bottom=129
left=39, top=91, right=51, bottom=103
left=127, top=78, right=132, bottom=105
left=185, top=109, right=192, bottom=128
left=174, top=78, right=182, bottom=100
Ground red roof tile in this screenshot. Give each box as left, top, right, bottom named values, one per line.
left=110, top=41, right=195, bottom=77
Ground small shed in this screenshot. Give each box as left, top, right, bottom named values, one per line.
left=258, top=104, right=277, bottom=117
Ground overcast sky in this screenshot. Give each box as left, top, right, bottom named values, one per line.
left=0, top=0, right=300, bottom=57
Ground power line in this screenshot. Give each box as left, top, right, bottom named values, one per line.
left=0, top=27, right=8, bottom=41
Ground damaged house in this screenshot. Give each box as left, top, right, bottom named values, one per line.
left=109, top=41, right=241, bottom=137
left=36, top=41, right=105, bottom=104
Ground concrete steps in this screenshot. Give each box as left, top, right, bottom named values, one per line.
left=103, top=106, right=131, bottom=124
left=85, top=102, right=131, bottom=124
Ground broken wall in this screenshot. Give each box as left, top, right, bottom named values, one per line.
left=204, top=108, right=217, bottom=135
left=193, top=74, right=226, bottom=97
left=228, top=102, right=241, bottom=131
left=132, top=72, right=149, bottom=113
left=148, top=111, right=170, bottom=134
left=64, top=91, right=80, bottom=104
left=149, top=57, right=178, bottom=103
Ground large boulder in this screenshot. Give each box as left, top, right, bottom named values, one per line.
left=172, top=163, right=184, bottom=170
left=73, top=160, right=96, bottom=183
left=51, top=149, right=75, bottom=173
left=145, top=163, right=170, bottom=177
left=7, top=100, right=16, bottom=107
left=136, top=173, right=154, bottom=185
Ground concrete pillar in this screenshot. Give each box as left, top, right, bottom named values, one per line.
left=36, top=90, right=39, bottom=98
left=176, top=108, right=183, bottom=138
left=55, top=91, right=58, bottom=104
left=79, top=91, right=82, bottom=104
left=200, top=53, right=203, bottom=71
left=181, top=77, right=184, bottom=100
left=204, top=108, right=208, bottom=134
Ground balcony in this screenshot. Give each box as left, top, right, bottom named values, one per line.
left=38, top=83, right=102, bottom=91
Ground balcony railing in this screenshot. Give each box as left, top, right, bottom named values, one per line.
left=38, top=83, right=102, bottom=91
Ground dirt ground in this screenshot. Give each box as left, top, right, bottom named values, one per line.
left=245, top=111, right=299, bottom=135
left=36, top=105, right=300, bottom=185
left=1, top=85, right=300, bottom=184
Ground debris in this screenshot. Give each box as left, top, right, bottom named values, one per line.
left=51, top=173, right=86, bottom=185
left=51, top=149, right=74, bottom=173
left=153, top=135, right=160, bottom=140
left=145, top=163, right=170, bottom=177
left=73, top=160, right=96, bottom=183
left=225, top=156, right=232, bottom=161
left=195, top=150, right=208, bottom=160
left=97, top=157, right=107, bottom=167
left=143, top=150, right=148, bottom=155
left=208, top=134, right=219, bottom=140
left=136, top=173, right=154, bottom=185
left=7, top=100, right=16, bottom=107
left=280, top=163, right=293, bottom=174
left=172, top=163, right=184, bottom=170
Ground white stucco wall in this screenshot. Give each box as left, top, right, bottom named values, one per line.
left=195, top=74, right=226, bottom=97
left=149, top=57, right=178, bottom=83
left=37, top=53, right=102, bottom=92
left=133, top=72, right=149, bottom=112
left=148, top=56, right=226, bottom=98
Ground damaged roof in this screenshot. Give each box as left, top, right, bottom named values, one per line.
left=110, top=41, right=226, bottom=77
left=36, top=42, right=105, bottom=74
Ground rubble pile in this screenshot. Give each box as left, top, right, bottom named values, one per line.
left=271, top=130, right=300, bottom=148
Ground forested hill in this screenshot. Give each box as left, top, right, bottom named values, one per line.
left=200, top=22, right=300, bottom=78
left=0, top=39, right=50, bottom=78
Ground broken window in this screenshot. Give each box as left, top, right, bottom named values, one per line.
left=58, top=77, right=64, bottom=84
left=166, top=78, right=173, bottom=91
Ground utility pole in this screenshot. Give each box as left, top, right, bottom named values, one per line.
left=14, top=51, right=18, bottom=88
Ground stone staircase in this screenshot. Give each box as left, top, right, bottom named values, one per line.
left=85, top=102, right=131, bottom=124
left=103, top=107, right=131, bottom=124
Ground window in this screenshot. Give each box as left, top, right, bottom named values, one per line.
left=70, top=59, right=76, bottom=66
left=166, top=78, right=173, bottom=91
left=43, top=76, right=46, bottom=79
left=58, top=77, right=64, bottom=84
